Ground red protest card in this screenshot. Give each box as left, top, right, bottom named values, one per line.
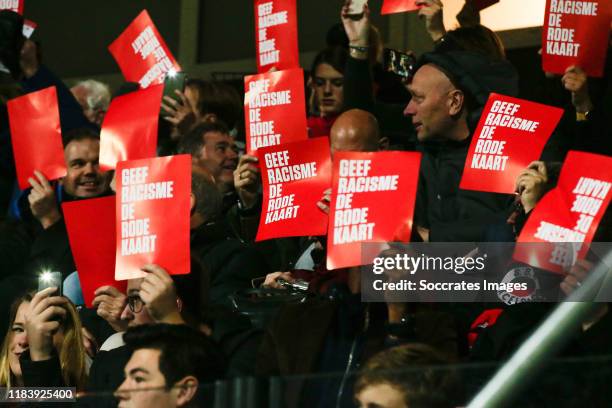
left=256, top=137, right=332, bottom=241
left=460, top=93, right=563, bottom=194
left=255, top=0, right=299, bottom=73
left=8, top=87, right=66, bottom=190
left=0, top=0, right=23, bottom=14
left=63, top=196, right=127, bottom=308
left=472, top=0, right=500, bottom=12
left=514, top=151, right=612, bottom=274
left=244, top=68, right=308, bottom=155
left=22, top=19, right=36, bottom=38
left=99, top=84, right=163, bottom=171
left=115, top=155, right=191, bottom=280
left=326, top=151, right=422, bottom=270
left=381, top=0, right=419, bottom=15
left=109, top=9, right=181, bottom=88
left=542, top=0, right=612, bottom=77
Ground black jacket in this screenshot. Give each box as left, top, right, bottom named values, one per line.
left=190, top=220, right=269, bottom=308
left=19, top=352, right=64, bottom=388
left=415, top=139, right=512, bottom=242
left=412, top=51, right=520, bottom=242
left=82, top=345, right=132, bottom=408
left=18, top=352, right=75, bottom=408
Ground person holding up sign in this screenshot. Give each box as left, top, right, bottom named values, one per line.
left=403, top=51, right=518, bottom=242
left=178, top=122, right=239, bottom=211
left=16, top=128, right=113, bottom=277
left=558, top=60, right=612, bottom=156
left=87, top=262, right=206, bottom=402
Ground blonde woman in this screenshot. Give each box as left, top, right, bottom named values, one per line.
left=0, top=288, right=88, bottom=390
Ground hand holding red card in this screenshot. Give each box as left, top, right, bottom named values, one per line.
left=382, top=0, right=419, bottom=15
left=115, top=155, right=191, bottom=280
left=460, top=93, right=563, bottom=194
left=542, top=0, right=612, bottom=77
left=256, top=137, right=332, bottom=241
left=0, top=0, right=23, bottom=14
left=99, top=84, right=163, bottom=171
left=255, top=0, right=299, bottom=73
left=244, top=68, right=308, bottom=155
left=22, top=19, right=36, bottom=38
left=514, top=151, right=612, bottom=274
left=8, top=86, right=66, bottom=190
left=63, top=196, right=126, bottom=308
left=109, top=10, right=181, bottom=88
left=327, top=151, right=422, bottom=270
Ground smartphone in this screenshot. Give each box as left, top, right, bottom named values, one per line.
left=383, top=48, right=417, bottom=79
left=38, top=271, right=63, bottom=296
left=161, top=71, right=187, bottom=117
left=347, top=0, right=368, bottom=15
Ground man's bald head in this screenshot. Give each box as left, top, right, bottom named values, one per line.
left=330, top=109, right=384, bottom=155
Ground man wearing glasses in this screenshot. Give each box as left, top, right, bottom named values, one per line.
left=120, top=264, right=186, bottom=328
left=85, top=264, right=201, bottom=408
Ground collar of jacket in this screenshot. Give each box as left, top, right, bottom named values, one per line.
left=420, top=134, right=472, bottom=154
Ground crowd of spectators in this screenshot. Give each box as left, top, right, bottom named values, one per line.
left=1, top=0, right=611, bottom=407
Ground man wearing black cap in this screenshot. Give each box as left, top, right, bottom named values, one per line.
left=342, top=1, right=517, bottom=243
left=405, top=50, right=517, bottom=242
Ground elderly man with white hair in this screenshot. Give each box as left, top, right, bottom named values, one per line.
left=71, top=79, right=111, bottom=126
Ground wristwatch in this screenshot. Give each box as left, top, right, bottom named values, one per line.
left=576, top=110, right=591, bottom=122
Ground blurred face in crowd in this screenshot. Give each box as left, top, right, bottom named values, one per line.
left=116, top=348, right=194, bottom=408
left=6, top=301, right=65, bottom=382
left=70, top=85, right=103, bottom=126
left=7, top=302, right=29, bottom=381
left=120, top=279, right=154, bottom=328
left=195, top=131, right=238, bottom=193
left=355, top=383, right=407, bottom=408
left=62, top=138, right=111, bottom=198
left=313, top=63, right=344, bottom=117
left=404, top=64, right=459, bottom=142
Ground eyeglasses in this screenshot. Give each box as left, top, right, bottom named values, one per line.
left=127, top=295, right=144, bottom=314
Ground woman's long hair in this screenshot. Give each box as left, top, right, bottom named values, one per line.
left=0, top=293, right=88, bottom=390
left=0, top=297, right=23, bottom=388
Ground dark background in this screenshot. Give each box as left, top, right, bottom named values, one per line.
left=198, top=0, right=388, bottom=63
left=24, top=0, right=181, bottom=78
left=23, top=0, right=389, bottom=78
left=21, top=0, right=546, bottom=102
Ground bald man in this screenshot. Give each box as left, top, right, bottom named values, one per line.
left=403, top=52, right=517, bottom=243
left=404, top=64, right=469, bottom=143
left=330, top=108, right=389, bottom=154
left=314, top=109, right=389, bottom=214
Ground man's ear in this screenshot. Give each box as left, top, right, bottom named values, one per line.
left=448, top=90, right=465, bottom=116
left=190, top=193, right=196, bottom=213
left=173, top=376, right=198, bottom=407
